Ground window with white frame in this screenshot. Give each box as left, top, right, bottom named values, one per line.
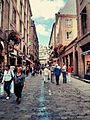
left=65, top=19, right=72, bottom=27
left=66, top=31, right=72, bottom=40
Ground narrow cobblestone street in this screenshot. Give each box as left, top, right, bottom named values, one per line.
left=0, top=75, right=90, bottom=120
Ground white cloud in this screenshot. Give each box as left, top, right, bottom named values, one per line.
left=36, top=24, right=49, bottom=36
left=30, top=0, right=65, bottom=20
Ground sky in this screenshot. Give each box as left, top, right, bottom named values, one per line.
left=30, top=0, right=68, bottom=47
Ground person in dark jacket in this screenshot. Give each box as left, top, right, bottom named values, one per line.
left=54, top=64, right=61, bottom=85
left=14, top=66, right=25, bottom=104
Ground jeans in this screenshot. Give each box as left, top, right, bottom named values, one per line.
left=55, top=76, right=59, bottom=85
left=4, top=81, right=11, bottom=97
left=14, top=83, right=24, bottom=98
left=62, top=72, right=67, bottom=83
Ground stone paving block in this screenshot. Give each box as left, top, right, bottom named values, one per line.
left=0, top=76, right=90, bottom=120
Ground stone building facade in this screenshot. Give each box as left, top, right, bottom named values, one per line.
left=39, top=45, right=49, bottom=65
left=0, top=0, right=39, bottom=70
left=29, top=20, right=39, bottom=68
left=49, top=0, right=90, bottom=80
left=49, top=0, right=77, bottom=66
left=75, top=0, right=90, bottom=79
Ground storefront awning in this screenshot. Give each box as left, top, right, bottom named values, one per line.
left=82, top=50, right=90, bottom=55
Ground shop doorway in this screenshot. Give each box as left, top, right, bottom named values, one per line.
left=75, top=51, right=78, bottom=75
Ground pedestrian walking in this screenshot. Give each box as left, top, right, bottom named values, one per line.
left=40, top=68, right=42, bottom=75
left=50, top=65, right=55, bottom=83
left=43, top=65, right=50, bottom=83
left=2, top=65, right=14, bottom=100
left=62, top=63, right=67, bottom=83
left=54, top=64, right=61, bottom=85
left=68, top=65, right=72, bottom=82
left=14, top=66, right=25, bottom=104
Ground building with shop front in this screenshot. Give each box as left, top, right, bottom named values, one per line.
left=0, top=0, right=39, bottom=71
left=49, top=0, right=77, bottom=66
left=29, top=20, right=39, bottom=68
left=49, top=0, right=90, bottom=80
left=75, top=0, right=90, bottom=79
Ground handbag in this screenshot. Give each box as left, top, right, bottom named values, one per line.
left=10, top=81, right=14, bottom=93
left=0, top=83, right=4, bottom=95
left=10, top=71, right=14, bottom=81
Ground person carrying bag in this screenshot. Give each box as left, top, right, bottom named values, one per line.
left=2, top=65, right=14, bottom=100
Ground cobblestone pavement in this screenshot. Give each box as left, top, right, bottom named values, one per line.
left=0, top=74, right=90, bottom=120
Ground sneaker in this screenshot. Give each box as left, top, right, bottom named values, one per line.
left=6, top=96, right=10, bottom=100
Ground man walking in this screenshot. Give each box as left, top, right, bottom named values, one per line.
left=54, top=64, right=61, bottom=85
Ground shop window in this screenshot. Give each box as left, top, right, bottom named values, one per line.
left=86, top=61, right=90, bottom=75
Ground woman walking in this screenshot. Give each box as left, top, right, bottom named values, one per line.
left=14, top=66, right=25, bottom=104
left=68, top=65, right=72, bottom=82
left=62, top=63, right=67, bottom=83
left=2, top=65, right=14, bottom=100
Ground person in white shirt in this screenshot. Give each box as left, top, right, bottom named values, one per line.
left=62, top=63, right=67, bottom=83
left=2, top=65, right=14, bottom=100
left=43, top=65, right=50, bottom=83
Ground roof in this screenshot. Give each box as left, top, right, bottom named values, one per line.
left=59, top=0, right=76, bottom=15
